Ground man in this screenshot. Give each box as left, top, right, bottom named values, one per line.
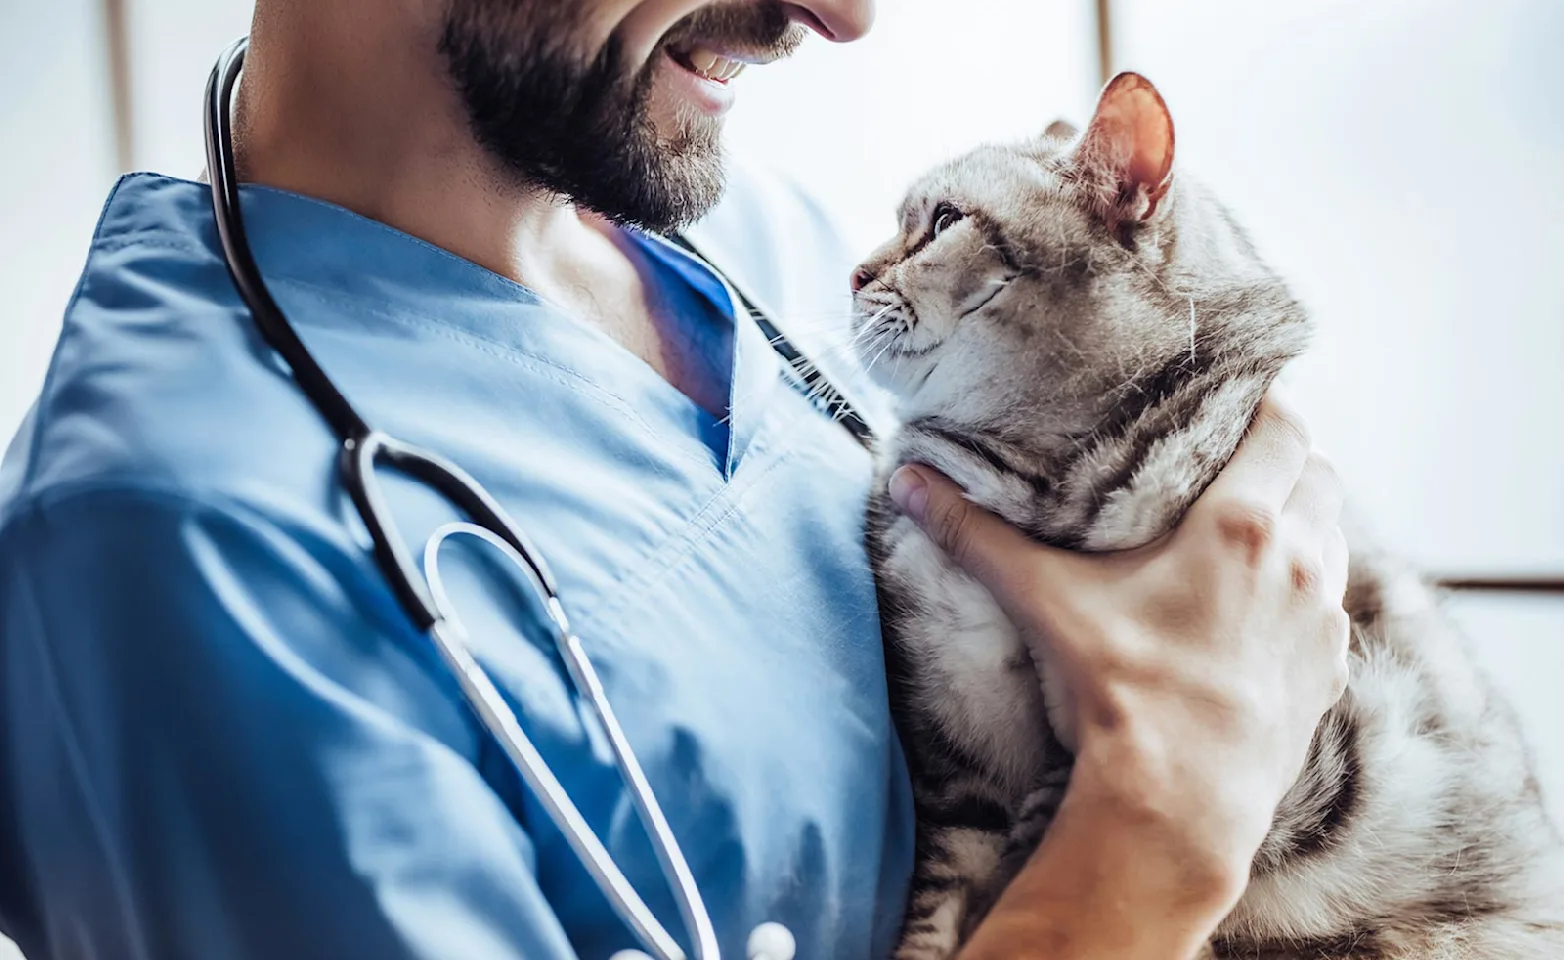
left=0, top=2, right=1348, bottom=958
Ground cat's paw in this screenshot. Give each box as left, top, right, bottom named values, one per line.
left=891, top=928, right=961, bottom=960
left=1003, top=769, right=1070, bottom=861
left=894, top=891, right=967, bottom=960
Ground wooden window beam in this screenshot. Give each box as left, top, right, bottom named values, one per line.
left=102, top=0, right=135, bottom=172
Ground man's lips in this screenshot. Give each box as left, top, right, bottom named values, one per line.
left=659, top=34, right=795, bottom=115
left=667, top=36, right=793, bottom=84
left=670, top=45, right=748, bottom=83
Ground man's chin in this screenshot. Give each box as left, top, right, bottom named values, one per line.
left=443, top=6, right=730, bottom=232
left=486, top=123, right=726, bottom=233
left=578, top=109, right=728, bottom=231
left=625, top=94, right=730, bottom=230
left=607, top=149, right=727, bottom=233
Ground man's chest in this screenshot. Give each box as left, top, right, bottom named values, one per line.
left=369, top=382, right=912, bottom=956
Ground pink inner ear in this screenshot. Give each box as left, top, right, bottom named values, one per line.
left=1079, top=73, right=1176, bottom=219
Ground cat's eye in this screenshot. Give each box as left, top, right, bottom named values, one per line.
left=931, top=202, right=964, bottom=238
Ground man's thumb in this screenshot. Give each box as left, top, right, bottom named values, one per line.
left=888, top=464, right=1047, bottom=602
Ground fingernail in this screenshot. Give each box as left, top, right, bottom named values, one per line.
left=888, top=466, right=929, bottom=521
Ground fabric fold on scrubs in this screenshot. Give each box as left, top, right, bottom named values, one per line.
left=637, top=232, right=781, bottom=478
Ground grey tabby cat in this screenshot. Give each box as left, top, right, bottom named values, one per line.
left=852, top=72, right=1564, bottom=959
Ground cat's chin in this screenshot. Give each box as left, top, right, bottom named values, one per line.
left=872, top=379, right=927, bottom=411
left=863, top=356, right=940, bottom=404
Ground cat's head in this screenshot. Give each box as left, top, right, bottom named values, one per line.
left=849, top=72, right=1308, bottom=442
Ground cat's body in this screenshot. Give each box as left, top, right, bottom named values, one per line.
left=853, top=74, right=1564, bottom=958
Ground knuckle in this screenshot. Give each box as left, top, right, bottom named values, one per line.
left=1216, top=684, right=1269, bottom=732
left=1290, top=555, right=1325, bottom=597
left=1212, top=499, right=1278, bottom=561
left=930, top=496, right=977, bottom=562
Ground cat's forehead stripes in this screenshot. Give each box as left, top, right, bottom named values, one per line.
left=905, top=142, right=1070, bottom=232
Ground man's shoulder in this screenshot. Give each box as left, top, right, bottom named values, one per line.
left=0, top=174, right=338, bottom=532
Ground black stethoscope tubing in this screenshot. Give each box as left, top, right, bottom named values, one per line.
left=202, top=39, right=870, bottom=634
left=201, top=35, right=868, bottom=960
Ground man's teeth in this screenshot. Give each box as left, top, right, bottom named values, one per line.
left=686, top=46, right=746, bottom=82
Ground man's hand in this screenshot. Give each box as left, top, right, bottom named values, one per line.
left=888, top=391, right=1350, bottom=959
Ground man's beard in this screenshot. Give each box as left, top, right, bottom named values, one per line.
left=440, top=1, right=803, bottom=233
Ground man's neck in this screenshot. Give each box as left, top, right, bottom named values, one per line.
left=230, top=7, right=734, bottom=419
left=236, top=6, right=617, bottom=305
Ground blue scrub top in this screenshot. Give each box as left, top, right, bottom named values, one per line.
left=0, top=167, right=912, bottom=959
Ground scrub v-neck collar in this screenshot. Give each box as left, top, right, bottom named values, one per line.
left=202, top=175, right=782, bottom=480
left=635, top=229, right=780, bottom=478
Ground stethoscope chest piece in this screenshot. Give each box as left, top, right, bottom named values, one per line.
left=745, top=921, right=798, bottom=960
left=423, top=523, right=795, bottom=960
left=609, top=921, right=796, bottom=960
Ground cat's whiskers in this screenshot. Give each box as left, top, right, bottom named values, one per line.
left=718, top=302, right=895, bottom=414
left=862, top=330, right=898, bottom=373
left=1187, top=297, right=1198, bottom=364
left=710, top=304, right=874, bottom=426
left=890, top=337, right=909, bottom=381
left=854, top=303, right=896, bottom=340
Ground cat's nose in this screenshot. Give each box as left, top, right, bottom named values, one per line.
left=850, top=265, right=875, bottom=292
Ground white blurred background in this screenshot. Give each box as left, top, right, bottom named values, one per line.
left=1, top=1, right=1561, bottom=955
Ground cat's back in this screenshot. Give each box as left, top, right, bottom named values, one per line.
left=1221, top=534, right=1564, bottom=955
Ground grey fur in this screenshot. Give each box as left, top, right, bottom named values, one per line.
left=854, top=74, right=1564, bottom=959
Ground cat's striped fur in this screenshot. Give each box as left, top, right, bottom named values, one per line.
left=853, top=74, right=1564, bottom=958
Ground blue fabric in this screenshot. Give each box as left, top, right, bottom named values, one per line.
left=0, top=170, right=912, bottom=959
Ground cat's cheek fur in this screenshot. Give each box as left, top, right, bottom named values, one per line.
left=1083, top=375, right=1260, bottom=550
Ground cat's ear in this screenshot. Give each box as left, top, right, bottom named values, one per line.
left=1044, top=119, right=1079, bottom=140
left=1071, top=71, right=1175, bottom=225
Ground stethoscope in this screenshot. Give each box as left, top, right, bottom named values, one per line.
left=203, top=36, right=872, bottom=960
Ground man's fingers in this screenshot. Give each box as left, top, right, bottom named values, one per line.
left=889, top=465, right=1063, bottom=611
left=1200, top=391, right=1313, bottom=515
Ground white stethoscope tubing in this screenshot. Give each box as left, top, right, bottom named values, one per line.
left=423, top=522, right=720, bottom=960
left=207, top=32, right=816, bottom=957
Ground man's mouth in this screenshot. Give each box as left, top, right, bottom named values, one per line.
left=668, top=44, right=750, bottom=84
